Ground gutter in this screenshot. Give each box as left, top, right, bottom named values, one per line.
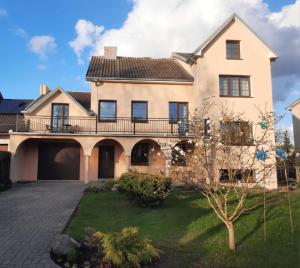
left=86, top=77, right=194, bottom=85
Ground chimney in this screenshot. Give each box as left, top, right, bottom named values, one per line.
left=40, top=84, right=49, bottom=95
left=104, top=46, right=117, bottom=59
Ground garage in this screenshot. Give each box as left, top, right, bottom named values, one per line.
left=37, top=141, right=80, bottom=180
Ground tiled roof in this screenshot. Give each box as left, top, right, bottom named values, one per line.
left=86, top=56, right=194, bottom=82
left=67, top=91, right=91, bottom=111
left=0, top=99, right=33, bottom=114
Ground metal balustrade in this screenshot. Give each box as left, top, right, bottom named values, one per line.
left=15, top=115, right=194, bottom=136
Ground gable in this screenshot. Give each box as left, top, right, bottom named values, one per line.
left=173, top=14, right=278, bottom=64
left=194, top=14, right=278, bottom=61
left=24, top=88, right=91, bottom=116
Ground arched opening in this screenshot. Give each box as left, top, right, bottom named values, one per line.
left=90, top=139, right=126, bottom=180
left=171, top=140, right=194, bottom=166
left=170, top=140, right=195, bottom=184
left=13, top=138, right=84, bottom=181
left=130, top=139, right=165, bottom=175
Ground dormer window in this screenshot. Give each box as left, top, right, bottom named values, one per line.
left=226, top=40, right=240, bottom=59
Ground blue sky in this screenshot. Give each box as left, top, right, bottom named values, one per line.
left=0, top=0, right=132, bottom=99
left=0, top=0, right=299, bottom=139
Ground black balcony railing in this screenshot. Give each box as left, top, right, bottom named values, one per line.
left=15, top=115, right=194, bottom=136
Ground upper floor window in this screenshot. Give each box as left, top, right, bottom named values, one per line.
left=220, top=121, right=253, bottom=146
left=169, top=102, right=188, bottom=123
left=132, top=101, right=148, bottom=122
left=226, top=40, right=240, bottom=59
left=51, top=103, right=69, bottom=131
left=99, top=100, right=116, bottom=121
left=219, top=76, right=250, bottom=97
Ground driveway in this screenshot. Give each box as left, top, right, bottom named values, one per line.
left=0, top=182, right=85, bottom=268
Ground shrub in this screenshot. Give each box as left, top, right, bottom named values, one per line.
left=101, top=227, right=159, bottom=268
left=119, top=172, right=172, bottom=207
left=84, top=180, right=117, bottom=193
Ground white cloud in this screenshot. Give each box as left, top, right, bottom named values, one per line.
left=269, top=0, right=300, bottom=28
left=69, top=0, right=300, bottom=103
left=69, top=19, right=104, bottom=64
left=0, top=8, right=8, bottom=17
left=36, top=64, right=47, bottom=70
left=28, top=35, right=57, bottom=58
left=10, top=26, right=29, bottom=39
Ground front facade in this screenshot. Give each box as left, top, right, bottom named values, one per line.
left=8, top=14, right=278, bottom=188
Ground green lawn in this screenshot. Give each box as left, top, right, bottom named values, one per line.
left=67, top=189, right=300, bottom=268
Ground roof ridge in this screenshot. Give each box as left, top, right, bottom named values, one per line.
left=91, top=55, right=175, bottom=60
left=67, top=90, right=90, bottom=93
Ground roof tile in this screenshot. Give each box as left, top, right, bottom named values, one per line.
left=86, top=56, right=194, bottom=82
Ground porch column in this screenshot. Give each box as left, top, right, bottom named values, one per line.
left=165, top=160, right=170, bottom=177
left=84, top=155, right=90, bottom=184
left=125, top=155, right=131, bottom=172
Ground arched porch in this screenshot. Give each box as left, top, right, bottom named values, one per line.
left=10, top=137, right=85, bottom=182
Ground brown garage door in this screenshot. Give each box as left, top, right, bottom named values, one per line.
left=37, top=142, right=80, bottom=180
left=0, top=145, right=8, bottom=152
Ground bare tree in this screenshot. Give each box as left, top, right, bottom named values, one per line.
left=158, top=101, right=279, bottom=250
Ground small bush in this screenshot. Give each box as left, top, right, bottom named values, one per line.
left=119, top=172, right=172, bottom=207
left=101, top=227, right=159, bottom=268
left=84, top=180, right=117, bottom=193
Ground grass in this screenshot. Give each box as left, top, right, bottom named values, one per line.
left=67, top=189, right=300, bottom=268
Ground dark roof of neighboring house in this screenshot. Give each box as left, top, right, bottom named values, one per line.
left=86, top=56, right=194, bottom=82
left=0, top=98, right=33, bottom=115
left=67, top=91, right=91, bottom=111
left=0, top=114, right=18, bottom=133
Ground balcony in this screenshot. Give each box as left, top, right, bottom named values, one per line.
left=15, top=115, right=194, bottom=137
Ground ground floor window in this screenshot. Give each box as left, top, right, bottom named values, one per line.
left=131, top=143, right=149, bottom=165
left=219, top=169, right=255, bottom=183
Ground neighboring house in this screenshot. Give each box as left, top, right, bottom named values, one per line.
left=0, top=92, right=32, bottom=152
left=8, top=14, right=278, bottom=188
left=288, top=98, right=300, bottom=181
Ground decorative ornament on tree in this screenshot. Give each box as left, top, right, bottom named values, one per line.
left=256, top=148, right=267, bottom=161
left=276, top=148, right=288, bottom=161
left=259, top=121, right=268, bottom=129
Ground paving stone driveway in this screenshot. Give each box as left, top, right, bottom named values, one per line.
left=0, top=182, right=85, bottom=268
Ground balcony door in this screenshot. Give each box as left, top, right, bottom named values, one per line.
left=169, top=102, right=188, bottom=134
left=51, top=104, right=69, bottom=132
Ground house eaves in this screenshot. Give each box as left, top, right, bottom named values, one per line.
left=287, top=98, right=300, bottom=110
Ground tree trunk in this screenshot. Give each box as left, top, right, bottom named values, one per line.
left=227, top=221, right=236, bottom=251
